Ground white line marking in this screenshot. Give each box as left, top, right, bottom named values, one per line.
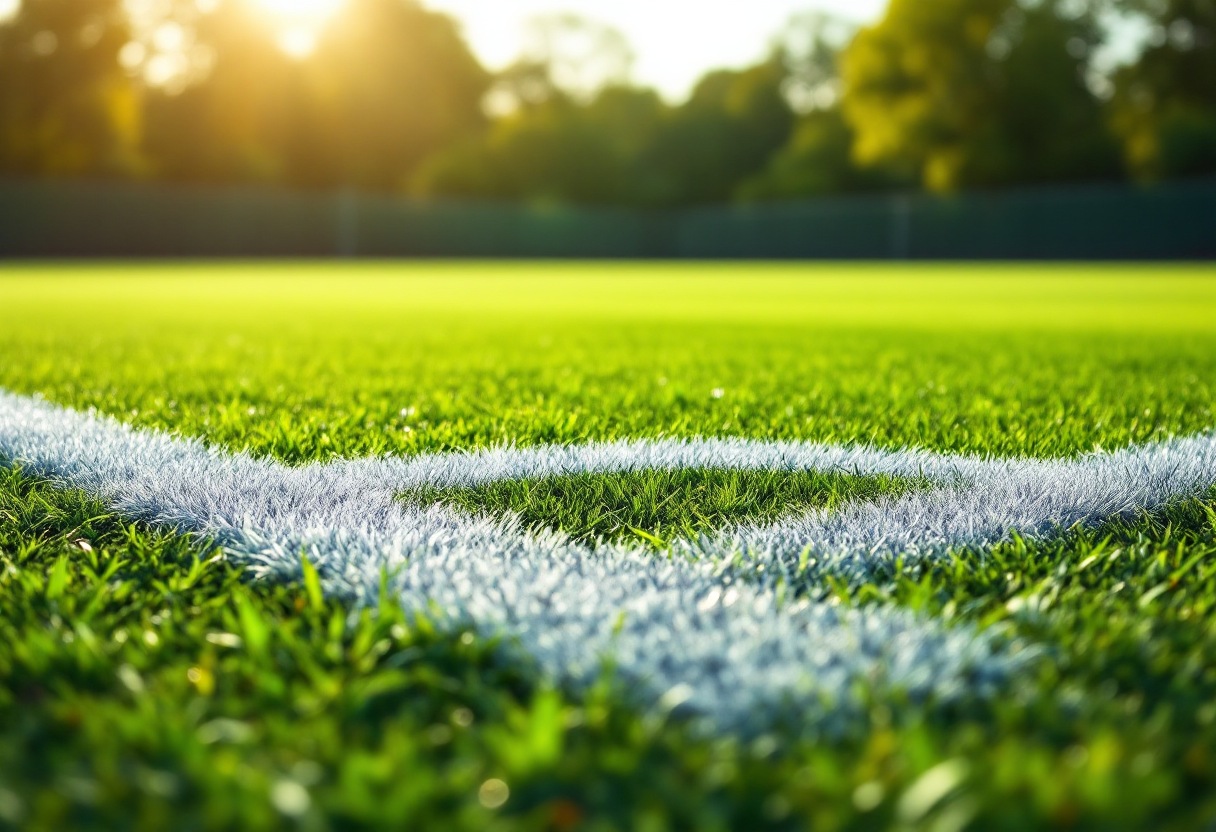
left=3, top=390, right=1214, bottom=729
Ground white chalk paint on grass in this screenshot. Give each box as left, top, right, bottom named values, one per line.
left=3, top=389, right=1215, bottom=729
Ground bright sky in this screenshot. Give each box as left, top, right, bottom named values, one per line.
left=0, top=0, right=887, bottom=96
left=422, top=1, right=888, bottom=101
left=0, top=0, right=1144, bottom=101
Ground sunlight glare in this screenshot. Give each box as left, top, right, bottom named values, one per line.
left=252, top=0, right=347, bottom=26
left=0, top=0, right=19, bottom=23
left=248, top=0, right=346, bottom=58
left=278, top=27, right=317, bottom=59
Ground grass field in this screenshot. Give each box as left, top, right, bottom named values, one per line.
left=1, top=261, right=1216, bottom=830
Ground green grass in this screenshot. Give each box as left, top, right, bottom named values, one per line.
left=401, top=468, right=921, bottom=547
left=2, top=262, right=1214, bottom=462
left=1, top=260, right=1215, bottom=830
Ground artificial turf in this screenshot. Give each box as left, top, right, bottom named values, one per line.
left=0, top=261, right=1215, bottom=830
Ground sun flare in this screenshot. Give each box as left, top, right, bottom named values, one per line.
left=246, top=0, right=347, bottom=58
left=251, top=0, right=348, bottom=24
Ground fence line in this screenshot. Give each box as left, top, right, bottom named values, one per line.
left=1, top=178, right=1212, bottom=259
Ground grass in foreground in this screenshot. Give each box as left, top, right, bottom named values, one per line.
left=402, top=468, right=920, bottom=547
left=0, top=261, right=1215, bottom=830
left=5, top=467, right=1216, bottom=831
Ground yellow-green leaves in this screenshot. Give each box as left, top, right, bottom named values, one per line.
left=235, top=593, right=271, bottom=659
left=301, top=554, right=325, bottom=612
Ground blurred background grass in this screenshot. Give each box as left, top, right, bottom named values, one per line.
left=4, top=261, right=1216, bottom=328
left=2, top=263, right=1213, bottom=463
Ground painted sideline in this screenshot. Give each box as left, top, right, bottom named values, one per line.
left=3, top=391, right=1214, bottom=728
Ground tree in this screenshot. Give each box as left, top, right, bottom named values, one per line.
left=641, top=60, right=795, bottom=203
left=417, top=59, right=795, bottom=207
left=0, top=0, right=139, bottom=176
left=739, top=108, right=912, bottom=199
left=841, top=0, right=1120, bottom=191
left=139, top=0, right=303, bottom=184
left=480, top=14, right=634, bottom=119
left=296, top=0, right=488, bottom=189
left=417, top=13, right=793, bottom=207
left=141, top=0, right=488, bottom=190
left=741, top=14, right=910, bottom=200
left=414, top=86, right=669, bottom=204
left=1109, top=0, right=1216, bottom=179
left=521, top=14, right=633, bottom=103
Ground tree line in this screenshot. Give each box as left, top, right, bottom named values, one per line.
left=1, top=0, right=1212, bottom=205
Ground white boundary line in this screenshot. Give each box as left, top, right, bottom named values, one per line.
left=3, top=390, right=1215, bottom=729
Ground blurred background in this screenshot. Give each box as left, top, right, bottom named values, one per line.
left=0, top=0, right=1212, bottom=258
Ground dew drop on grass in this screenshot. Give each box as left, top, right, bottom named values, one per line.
left=117, top=664, right=144, bottom=695
left=271, top=780, right=310, bottom=817
left=479, top=779, right=509, bottom=809
left=898, top=759, right=969, bottom=824
left=852, top=781, right=884, bottom=812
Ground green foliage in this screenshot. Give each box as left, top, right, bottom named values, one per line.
left=641, top=62, right=795, bottom=205
left=1, top=0, right=1212, bottom=200
left=739, top=14, right=914, bottom=200
left=403, top=468, right=920, bottom=547
left=1109, top=0, right=1216, bottom=180
left=417, top=62, right=794, bottom=206
left=739, top=107, right=912, bottom=199
left=0, top=0, right=139, bottom=177
left=841, top=0, right=1120, bottom=191
left=415, top=88, right=670, bottom=205
left=140, top=0, right=488, bottom=189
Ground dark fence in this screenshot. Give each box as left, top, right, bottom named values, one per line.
left=1, top=178, right=1213, bottom=259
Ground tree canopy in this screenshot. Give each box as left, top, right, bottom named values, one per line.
left=139, top=0, right=487, bottom=189
left=841, top=0, right=1120, bottom=191
left=0, top=0, right=138, bottom=176
left=1109, top=0, right=1216, bottom=179
left=0, top=0, right=1210, bottom=202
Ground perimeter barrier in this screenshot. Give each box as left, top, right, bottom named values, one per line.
left=0, top=177, right=1212, bottom=259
